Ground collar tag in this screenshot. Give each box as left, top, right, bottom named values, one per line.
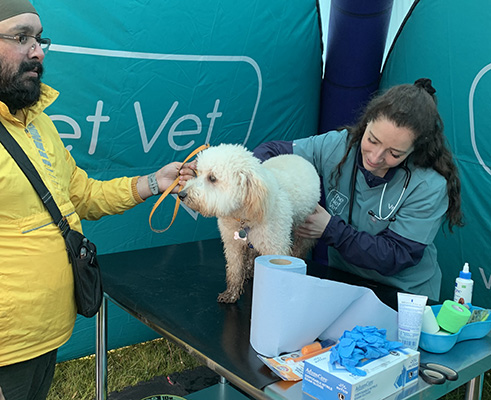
left=234, top=229, right=248, bottom=241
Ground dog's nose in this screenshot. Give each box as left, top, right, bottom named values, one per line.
left=178, top=190, right=187, bottom=200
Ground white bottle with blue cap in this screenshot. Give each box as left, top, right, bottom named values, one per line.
left=453, top=262, right=473, bottom=305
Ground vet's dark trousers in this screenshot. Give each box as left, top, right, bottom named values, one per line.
left=0, top=349, right=57, bottom=400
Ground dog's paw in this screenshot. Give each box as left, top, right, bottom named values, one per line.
left=217, top=290, right=239, bottom=303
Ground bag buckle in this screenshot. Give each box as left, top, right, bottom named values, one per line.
left=81, top=237, right=96, bottom=263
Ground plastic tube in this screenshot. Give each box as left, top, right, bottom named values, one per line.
left=397, top=292, right=428, bottom=350
left=301, top=338, right=337, bottom=355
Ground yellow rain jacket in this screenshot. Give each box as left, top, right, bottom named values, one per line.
left=0, top=84, right=142, bottom=366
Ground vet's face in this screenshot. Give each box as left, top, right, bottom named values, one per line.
left=0, top=13, right=45, bottom=112
left=361, top=118, right=414, bottom=178
left=180, top=160, right=247, bottom=218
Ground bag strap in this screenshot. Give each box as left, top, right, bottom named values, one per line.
left=0, top=121, right=70, bottom=237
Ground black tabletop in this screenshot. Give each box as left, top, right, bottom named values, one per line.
left=98, top=238, right=401, bottom=397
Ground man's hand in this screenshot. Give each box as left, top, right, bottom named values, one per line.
left=178, top=160, right=197, bottom=188
left=137, top=160, right=197, bottom=200
left=154, top=162, right=182, bottom=194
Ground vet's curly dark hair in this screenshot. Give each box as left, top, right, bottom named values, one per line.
left=332, top=79, right=464, bottom=232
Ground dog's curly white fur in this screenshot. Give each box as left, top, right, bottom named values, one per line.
left=179, top=144, right=321, bottom=303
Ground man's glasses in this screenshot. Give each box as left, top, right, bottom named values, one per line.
left=0, top=33, right=51, bottom=54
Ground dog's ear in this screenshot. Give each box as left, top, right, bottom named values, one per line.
left=242, top=171, right=268, bottom=223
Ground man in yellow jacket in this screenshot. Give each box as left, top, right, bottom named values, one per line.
left=0, top=1, right=195, bottom=398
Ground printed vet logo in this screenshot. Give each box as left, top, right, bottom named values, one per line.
left=326, top=188, right=348, bottom=216
left=48, top=45, right=262, bottom=156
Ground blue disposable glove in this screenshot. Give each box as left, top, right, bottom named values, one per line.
left=329, top=326, right=403, bottom=376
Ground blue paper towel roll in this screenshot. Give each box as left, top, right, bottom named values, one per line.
left=249, top=255, right=398, bottom=357
left=250, top=255, right=308, bottom=356
left=256, top=255, right=306, bottom=274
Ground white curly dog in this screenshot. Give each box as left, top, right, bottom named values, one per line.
left=178, top=143, right=321, bottom=303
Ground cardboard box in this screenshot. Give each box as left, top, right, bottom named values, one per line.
left=302, top=348, right=419, bottom=400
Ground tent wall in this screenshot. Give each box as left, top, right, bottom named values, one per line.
left=380, top=0, right=491, bottom=307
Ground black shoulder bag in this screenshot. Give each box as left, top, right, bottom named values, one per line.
left=0, top=122, right=102, bottom=318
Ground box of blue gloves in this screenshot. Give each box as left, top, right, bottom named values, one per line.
left=302, top=327, right=419, bottom=400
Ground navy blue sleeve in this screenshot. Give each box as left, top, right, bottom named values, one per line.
left=321, top=216, right=426, bottom=275
left=252, top=140, right=293, bottom=162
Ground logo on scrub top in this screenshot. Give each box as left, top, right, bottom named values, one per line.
left=326, top=188, right=348, bottom=216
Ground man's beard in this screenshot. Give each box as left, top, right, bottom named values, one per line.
left=0, top=60, right=43, bottom=114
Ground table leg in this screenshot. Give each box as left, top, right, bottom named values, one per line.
left=465, top=374, right=483, bottom=400
left=96, top=296, right=108, bottom=400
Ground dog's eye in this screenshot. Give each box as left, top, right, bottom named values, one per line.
left=208, top=174, right=217, bottom=183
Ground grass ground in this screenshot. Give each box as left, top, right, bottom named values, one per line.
left=47, top=338, right=491, bottom=400
left=47, top=338, right=201, bottom=400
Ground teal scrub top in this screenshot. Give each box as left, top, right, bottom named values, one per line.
left=293, top=130, right=448, bottom=300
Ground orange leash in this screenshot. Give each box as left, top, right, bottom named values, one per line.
left=149, top=144, right=209, bottom=233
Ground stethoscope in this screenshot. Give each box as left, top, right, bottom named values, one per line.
left=348, top=146, right=412, bottom=224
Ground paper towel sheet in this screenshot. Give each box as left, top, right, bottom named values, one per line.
left=250, top=255, right=398, bottom=357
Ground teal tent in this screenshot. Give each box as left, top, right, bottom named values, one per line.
left=380, top=0, right=491, bottom=307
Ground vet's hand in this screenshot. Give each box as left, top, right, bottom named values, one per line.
left=296, top=204, right=331, bottom=239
